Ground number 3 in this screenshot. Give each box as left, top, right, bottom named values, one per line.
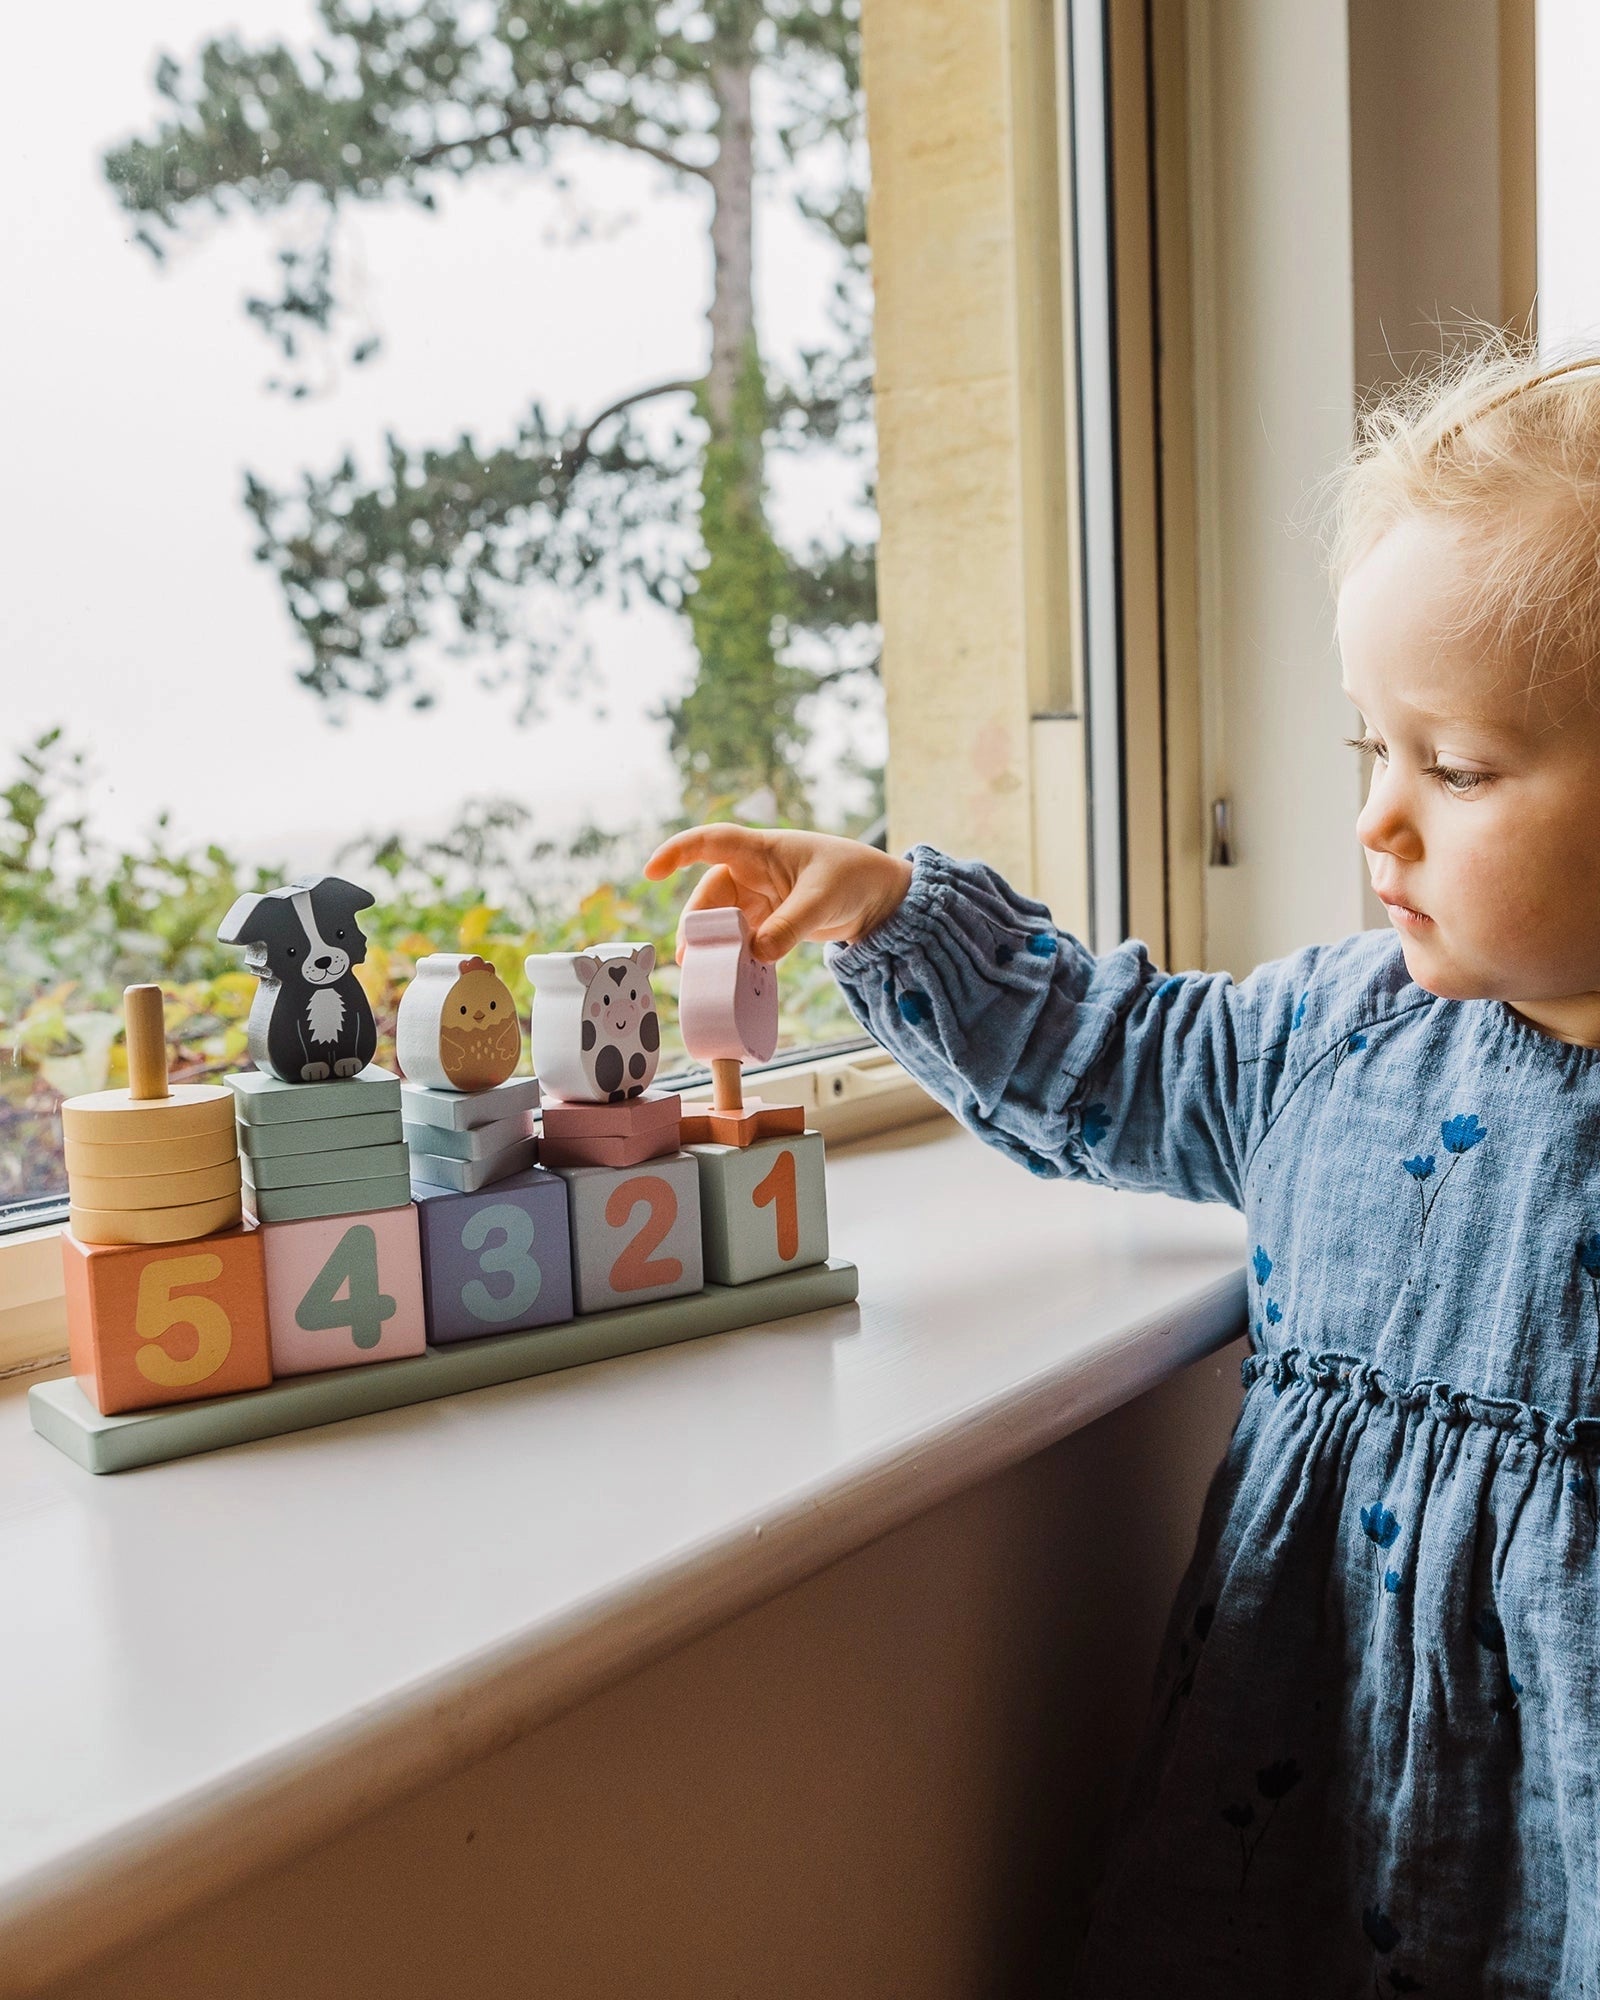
left=134, top=1253, right=233, bottom=1387
left=459, top=1203, right=543, bottom=1325
left=606, top=1176, right=683, bottom=1292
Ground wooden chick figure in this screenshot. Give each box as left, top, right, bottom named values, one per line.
left=397, top=954, right=521, bottom=1093
left=677, top=908, right=804, bottom=1147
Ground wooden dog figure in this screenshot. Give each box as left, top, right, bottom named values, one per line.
left=218, top=875, right=379, bottom=1084
left=525, top=944, right=661, bottom=1103
left=397, top=954, right=521, bottom=1092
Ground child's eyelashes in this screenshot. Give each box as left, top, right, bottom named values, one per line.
left=1344, top=735, right=1492, bottom=796
left=1425, top=762, right=1491, bottom=796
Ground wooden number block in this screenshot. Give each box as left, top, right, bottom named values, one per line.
left=413, top=1167, right=574, bottom=1344
left=687, top=1131, right=829, bottom=1286
left=259, top=1204, right=426, bottom=1376
left=61, top=1225, right=272, bottom=1416
left=552, top=1153, right=703, bottom=1314
left=538, top=1092, right=681, bottom=1170
left=401, top=1075, right=541, bottom=1133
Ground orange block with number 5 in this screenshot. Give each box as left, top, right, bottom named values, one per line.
left=61, top=1224, right=273, bottom=1416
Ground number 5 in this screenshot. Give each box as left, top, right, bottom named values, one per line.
left=134, top=1253, right=233, bottom=1388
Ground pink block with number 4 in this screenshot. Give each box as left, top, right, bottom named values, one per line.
left=259, top=1204, right=427, bottom=1376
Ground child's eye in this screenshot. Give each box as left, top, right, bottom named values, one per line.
left=1344, top=733, right=1387, bottom=762
left=1426, top=763, right=1490, bottom=797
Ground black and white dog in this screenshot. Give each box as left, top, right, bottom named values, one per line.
left=218, top=875, right=379, bottom=1084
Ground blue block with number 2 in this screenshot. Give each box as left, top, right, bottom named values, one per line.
left=412, top=1166, right=575, bottom=1345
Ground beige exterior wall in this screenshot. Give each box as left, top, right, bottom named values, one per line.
left=864, top=0, right=1087, bottom=933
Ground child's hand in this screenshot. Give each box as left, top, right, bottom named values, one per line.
left=644, top=826, right=914, bottom=963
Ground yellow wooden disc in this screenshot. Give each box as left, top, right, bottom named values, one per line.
left=68, top=1189, right=244, bottom=1247
left=64, top=1123, right=239, bottom=1181
left=61, top=1084, right=234, bottom=1146
left=67, top=1156, right=242, bottom=1214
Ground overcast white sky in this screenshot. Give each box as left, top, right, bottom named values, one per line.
left=1, top=1, right=879, bottom=876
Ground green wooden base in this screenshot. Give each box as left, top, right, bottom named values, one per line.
left=29, top=1259, right=860, bottom=1475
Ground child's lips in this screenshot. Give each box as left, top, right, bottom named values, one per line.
left=1377, top=890, right=1433, bottom=929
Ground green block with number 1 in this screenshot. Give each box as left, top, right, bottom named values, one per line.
left=686, top=1131, right=829, bottom=1287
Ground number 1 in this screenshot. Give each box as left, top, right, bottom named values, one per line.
left=752, top=1149, right=799, bottom=1261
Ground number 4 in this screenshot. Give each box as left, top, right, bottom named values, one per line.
left=295, top=1225, right=396, bottom=1351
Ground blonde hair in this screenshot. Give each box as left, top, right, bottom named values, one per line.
left=1329, top=336, right=1600, bottom=699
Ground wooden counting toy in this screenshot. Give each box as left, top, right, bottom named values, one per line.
left=28, top=872, right=860, bottom=1474
left=413, top=1167, right=574, bottom=1345
left=217, top=874, right=379, bottom=1084
left=61, top=1226, right=273, bottom=1416
left=62, top=985, right=242, bottom=1245
left=688, top=1131, right=829, bottom=1287
left=552, top=1153, right=703, bottom=1314
left=258, top=1204, right=426, bottom=1376
left=396, top=954, right=521, bottom=1093
left=676, top=910, right=805, bottom=1148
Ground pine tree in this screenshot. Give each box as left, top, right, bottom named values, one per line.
left=104, top=0, right=877, bottom=815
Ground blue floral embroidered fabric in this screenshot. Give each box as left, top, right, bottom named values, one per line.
left=827, top=846, right=1600, bottom=1998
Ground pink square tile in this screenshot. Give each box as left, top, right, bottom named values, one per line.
left=259, top=1204, right=426, bottom=1376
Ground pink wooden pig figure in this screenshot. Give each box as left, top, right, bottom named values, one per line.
left=677, top=907, right=803, bottom=1149
left=677, top=907, right=780, bottom=1065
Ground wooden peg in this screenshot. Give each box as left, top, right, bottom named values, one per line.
left=124, top=985, right=170, bottom=1102
left=710, top=1058, right=744, bottom=1116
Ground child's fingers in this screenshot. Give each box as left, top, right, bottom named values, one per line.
left=644, top=823, right=770, bottom=880
left=752, top=883, right=831, bottom=962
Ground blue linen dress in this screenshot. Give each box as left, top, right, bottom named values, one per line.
left=826, top=845, right=1600, bottom=1998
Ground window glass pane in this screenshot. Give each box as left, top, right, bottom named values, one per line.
left=1537, top=0, right=1600, bottom=350
left=1, top=0, right=880, bottom=1215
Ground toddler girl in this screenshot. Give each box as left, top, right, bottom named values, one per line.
left=647, top=345, right=1600, bottom=1995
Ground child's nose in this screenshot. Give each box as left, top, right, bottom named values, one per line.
left=1355, top=764, right=1422, bottom=861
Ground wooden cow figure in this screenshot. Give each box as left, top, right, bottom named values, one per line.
left=525, top=944, right=661, bottom=1104
left=397, top=954, right=521, bottom=1093
left=217, top=875, right=379, bottom=1084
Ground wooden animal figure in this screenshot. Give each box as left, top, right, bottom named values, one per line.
left=217, top=875, right=379, bottom=1084
left=525, top=944, right=661, bottom=1103
left=397, top=954, right=521, bottom=1092
left=677, top=907, right=780, bottom=1065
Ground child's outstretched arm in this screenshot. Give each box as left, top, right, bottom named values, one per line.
left=646, top=830, right=1313, bottom=1211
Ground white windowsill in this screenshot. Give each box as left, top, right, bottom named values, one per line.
left=0, top=1121, right=1246, bottom=1993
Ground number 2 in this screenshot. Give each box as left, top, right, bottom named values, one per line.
left=134, top=1253, right=233, bottom=1387
left=753, top=1149, right=800, bottom=1261
left=606, top=1176, right=683, bottom=1292
left=459, top=1203, right=543, bottom=1325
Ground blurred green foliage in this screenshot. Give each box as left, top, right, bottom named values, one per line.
left=0, top=731, right=861, bottom=1205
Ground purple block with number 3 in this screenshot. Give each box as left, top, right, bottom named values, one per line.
left=412, top=1166, right=575, bottom=1345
